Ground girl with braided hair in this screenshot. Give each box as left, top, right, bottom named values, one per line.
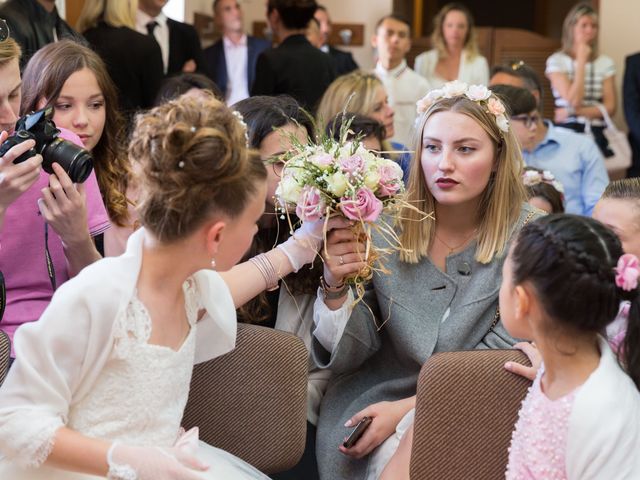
left=502, top=214, right=640, bottom=478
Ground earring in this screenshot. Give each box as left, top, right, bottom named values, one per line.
left=211, top=258, right=217, bottom=270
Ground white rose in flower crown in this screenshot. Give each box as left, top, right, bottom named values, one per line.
left=443, top=80, right=468, bottom=98
left=416, top=88, right=445, bottom=113
left=495, top=114, right=510, bottom=133
left=276, top=174, right=303, bottom=204
left=465, top=84, right=491, bottom=101
left=326, top=171, right=349, bottom=197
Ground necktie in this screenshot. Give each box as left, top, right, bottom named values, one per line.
left=146, top=21, right=158, bottom=38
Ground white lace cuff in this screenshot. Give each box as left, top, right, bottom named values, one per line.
left=312, top=287, right=354, bottom=353
left=0, top=411, right=64, bottom=468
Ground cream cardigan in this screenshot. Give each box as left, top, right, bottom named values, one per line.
left=0, top=228, right=237, bottom=467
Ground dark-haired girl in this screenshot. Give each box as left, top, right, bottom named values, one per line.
left=502, top=214, right=640, bottom=478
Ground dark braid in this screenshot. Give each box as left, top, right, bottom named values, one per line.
left=511, top=214, right=640, bottom=388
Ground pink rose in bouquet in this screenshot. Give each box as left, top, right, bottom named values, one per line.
left=310, top=152, right=334, bottom=170
left=377, top=161, right=403, bottom=196
left=339, top=154, right=365, bottom=176
left=296, top=185, right=326, bottom=222
left=340, top=187, right=383, bottom=222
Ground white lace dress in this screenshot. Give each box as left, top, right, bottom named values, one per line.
left=0, top=281, right=269, bottom=479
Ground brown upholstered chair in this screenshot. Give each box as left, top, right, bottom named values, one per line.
left=182, top=323, right=309, bottom=475
left=410, top=349, right=532, bottom=480
left=0, top=330, right=10, bottom=386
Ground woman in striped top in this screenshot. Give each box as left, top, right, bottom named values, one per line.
left=545, top=2, right=617, bottom=157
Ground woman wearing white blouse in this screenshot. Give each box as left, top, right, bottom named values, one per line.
left=414, top=3, right=489, bottom=89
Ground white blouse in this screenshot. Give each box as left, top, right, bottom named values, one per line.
left=414, top=48, right=489, bottom=90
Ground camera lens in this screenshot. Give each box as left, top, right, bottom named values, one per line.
left=41, top=138, right=94, bottom=183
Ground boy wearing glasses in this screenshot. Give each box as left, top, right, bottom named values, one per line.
left=490, top=62, right=608, bottom=216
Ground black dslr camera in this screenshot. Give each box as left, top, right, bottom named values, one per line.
left=0, top=107, right=94, bottom=183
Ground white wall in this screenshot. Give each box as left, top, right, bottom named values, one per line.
left=185, top=0, right=394, bottom=70
left=599, top=0, right=640, bottom=130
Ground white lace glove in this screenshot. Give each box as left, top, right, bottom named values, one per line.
left=107, top=428, right=208, bottom=480
left=277, top=216, right=351, bottom=272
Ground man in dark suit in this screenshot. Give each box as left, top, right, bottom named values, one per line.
left=0, top=0, right=84, bottom=68
left=202, top=0, right=270, bottom=105
left=624, top=52, right=640, bottom=178
left=252, top=0, right=336, bottom=113
left=314, top=5, right=358, bottom=76
left=136, top=0, right=203, bottom=75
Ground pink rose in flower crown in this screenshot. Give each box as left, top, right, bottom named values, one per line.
left=615, top=253, right=640, bottom=291
left=340, top=187, right=383, bottom=222
left=339, top=154, right=365, bottom=176
left=487, top=97, right=506, bottom=116
left=296, top=185, right=326, bottom=222
left=377, top=161, right=403, bottom=196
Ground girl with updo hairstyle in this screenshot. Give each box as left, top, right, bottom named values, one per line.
left=502, top=215, right=640, bottom=477
left=0, top=94, right=323, bottom=479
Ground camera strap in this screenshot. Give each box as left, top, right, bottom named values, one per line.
left=0, top=270, right=5, bottom=323
left=44, top=223, right=57, bottom=291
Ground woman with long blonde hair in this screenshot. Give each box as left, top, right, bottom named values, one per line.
left=545, top=2, right=616, bottom=158
left=77, top=0, right=163, bottom=113
left=317, top=71, right=411, bottom=175
left=310, top=82, right=538, bottom=480
left=414, top=3, right=488, bottom=89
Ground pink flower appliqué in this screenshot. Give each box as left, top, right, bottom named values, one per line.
left=340, top=187, right=383, bottom=222
left=339, top=154, right=366, bottom=176
left=615, top=253, right=640, bottom=291
left=296, top=186, right=326, bottom=222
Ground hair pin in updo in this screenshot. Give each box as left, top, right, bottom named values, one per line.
left=178, top=160, right=185, bottom=169
left=190, top=126, right=196, bottom=133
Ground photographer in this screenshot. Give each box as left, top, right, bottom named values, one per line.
left=0, top=34, right=109, bottom=354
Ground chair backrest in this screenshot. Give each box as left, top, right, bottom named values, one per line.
left=182, top=323, right=309, bottom=475
left=0, top=330, right=10, bottom=386
left=410, top=349, right=531, bottom=480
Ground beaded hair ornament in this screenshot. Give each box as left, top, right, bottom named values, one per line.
left=416, top=80, right=510, bottom=134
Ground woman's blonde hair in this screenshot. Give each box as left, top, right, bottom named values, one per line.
left=561, top=2, right=599, bottom=59
left=0, top=38, right=21, bottom=67
left=399, top=93, right=526, bottom=264
left=316, top=71, right=384, bottom=128
left=77, top=0, right=138, bottom=32
left=129, top=93, right=267, bottom=243
left=431, top=3, right=480, bottom=61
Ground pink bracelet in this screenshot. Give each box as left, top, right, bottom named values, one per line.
left=249, top=253, right=280, bottom=291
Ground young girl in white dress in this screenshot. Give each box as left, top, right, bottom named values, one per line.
left=0, top=94, right=326, bottom=479
left=502, top=214, right=640, bottom=478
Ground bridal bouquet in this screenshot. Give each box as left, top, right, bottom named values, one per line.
left=274, top=117, right=424, bottom=292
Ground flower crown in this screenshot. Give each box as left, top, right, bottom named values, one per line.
left=416, top=80, right=510, bottom=133
left=522, top=169, right=565, bottom=194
